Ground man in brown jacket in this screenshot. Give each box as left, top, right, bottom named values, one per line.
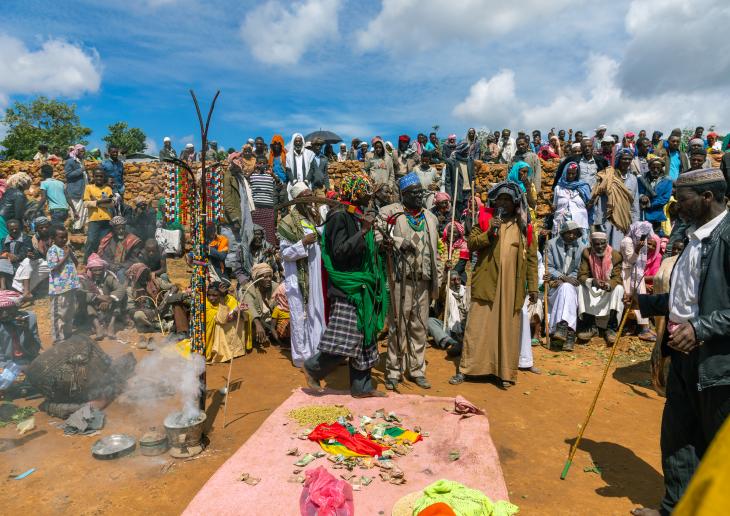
left=577, top=232, right=625, bottom=344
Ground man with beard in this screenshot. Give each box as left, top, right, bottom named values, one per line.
left=231, top=224, right=280, bottom=286
left=159, top=137, right=177, bottom=160
left=630, top=168, right=730, bottom=516
left=97, top=216, right=144, bottom=281
left=576, top=232, right=624, bottom=345
left=365, top=136, right=395, bottom=193
left=277, top=183, right=326, bottom=367
left=545, top=221, right=585, bottom=351
left=304, top=174, right=388, bottom=398
left=285, top=133, right=314, bottom=198
left=242, top=262, right=280, bottom=349
left=510, top=135, right=543, bottom=191
left=380, top=172, right=440, bottom=391
left=393, top=134, right=416, bottom=179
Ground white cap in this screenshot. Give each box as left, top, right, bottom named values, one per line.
left=163, top=137, right=171, bottom=143
left=185, top=143, right=194, bottom=149
left=596, top=124, right=608, bottom=131
left=602, top=136, right=615, bottom=143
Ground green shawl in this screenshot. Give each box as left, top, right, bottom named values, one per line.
left=277, top=208, right=312, bottom=304
left=320, top=225, right=389, bottom=347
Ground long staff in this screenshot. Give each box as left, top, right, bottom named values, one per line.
left=442, top=166, right=460, bottom=330
left=543, top=250, right=550, bottom=348
left=561, top=264, right=646, bottom=478
left=223, top=276, right=265, bottom=428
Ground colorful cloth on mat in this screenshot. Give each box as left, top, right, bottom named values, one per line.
left=383, top=426, right=423, bottom=444
left=308, top=422, right=389, bottom=458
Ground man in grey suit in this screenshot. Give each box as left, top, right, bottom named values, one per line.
left=307, top=137, right=330, bottom=195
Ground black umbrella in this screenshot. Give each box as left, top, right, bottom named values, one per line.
left=303, top=130, right=342, bottom=144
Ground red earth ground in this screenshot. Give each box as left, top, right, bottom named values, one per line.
left=2, top=259, right=664, bottom=515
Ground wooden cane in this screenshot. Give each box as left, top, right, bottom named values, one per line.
left=442, top=169, right=460, bottom=330
left=560, top=305, right=632, bottom=479
left=543, top=250, right=550, bottom=348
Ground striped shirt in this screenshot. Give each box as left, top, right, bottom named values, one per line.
left=249, top=173, right=275, bottom=208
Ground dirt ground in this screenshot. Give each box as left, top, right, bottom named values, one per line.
left=1, top=259, right=665, bottom=516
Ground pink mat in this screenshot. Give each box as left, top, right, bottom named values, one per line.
left=184, top=389, right=508, bottom=516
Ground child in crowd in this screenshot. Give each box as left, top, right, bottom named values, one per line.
left=39, top=164, right=77, bottom=225
left=47, top=226, right=80, bottom=343
left=83, top=168, right=114, bottom=262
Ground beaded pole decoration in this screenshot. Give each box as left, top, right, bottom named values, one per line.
left=205, top=163, right=223, bottom=224
left=164, top=164, right=179, bottom=224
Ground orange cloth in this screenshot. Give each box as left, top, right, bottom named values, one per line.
left=209, top=234, right=229, bottom=253
left=418, top=503, right=456, bottom=516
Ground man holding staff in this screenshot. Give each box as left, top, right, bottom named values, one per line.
left=630, top=168, right=730, bottom=516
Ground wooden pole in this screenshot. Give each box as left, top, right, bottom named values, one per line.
left=442, top=167, right=460, bottom=330
left=543, top=249, right=550, bottom=348
left=560, top=306, right=632, bottom=479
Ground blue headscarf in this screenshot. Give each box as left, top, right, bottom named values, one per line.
left=556, top=162, right=592, bottom=204
left=614, top=147, right=634, bottom=167
left=507, top=161, right=532, bottom=192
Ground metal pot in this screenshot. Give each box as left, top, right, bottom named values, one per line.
left=164, top=411, right=206, bottom=458
left=139, top=427, right=169, bottom=456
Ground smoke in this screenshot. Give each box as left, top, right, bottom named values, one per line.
left=118, top=342, right=206, bottom=424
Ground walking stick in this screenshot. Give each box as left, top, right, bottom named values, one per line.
left=222, top=276, right=265, bottom=428
left=542, top=250, right=550, bottom=349
left=443, top=168, right=460, bottom=330
left=560, top=305, right=632, bottom=479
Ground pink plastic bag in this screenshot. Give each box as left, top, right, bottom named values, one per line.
left=299, top=466, right=354, bottom=516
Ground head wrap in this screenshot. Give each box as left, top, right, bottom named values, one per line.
left=385, top=141, right=394, bottom=151
left=0, top=290, right=23, bottom=309
left=163, top=137, right=171, bottom=143
left=507, top=161, right=532, bottom=192
left=33, top=216, right=50, bottom=228
left=398, top=172, right=421, bottom=191
left=290, top=181, right=309, bottom=199
left=707, top=131, right=718, bottom=139
left=434, top=192, right=450, bottom=203
left=557, top=162, right=592, bottom=203
left=371, top=136, right=383, bottom=146
left=674, top=168, right=725, bottom=187
left=602, top=136, right=615, bottom=144
left=443, top=222, right=470, bottom=260
left=689, top=137, right=704, bottom=147
left=86, top=252, right=108, bottom=270
left=340, top=174, right=372, bottom=202
left=560, top=220, right=581, bottom=234
left=269, top=134, right=287, bottom=168
left=7, top=172, right=32, bottom=189
left=487, top=181, right=522, bottom=205
left=596, top=124, right=608, bottom=131
left=591, top=232, right=607, bottom=241
left=185, top=143, right=194, bottom=149
left=398, top=134, right=410, bottom=143
left=69, top=144, right=85, bottom=159
left=614, top=147, right=633, bottom=167
left=110, top=216, right=127, bottom=226
left=339, top=143, right=347, bottom=149
left=625, top=131, right=635, bottom=138
left=252, top=262, right=273, bottom=280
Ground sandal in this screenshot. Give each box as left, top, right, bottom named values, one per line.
left=449, top=373, right=465, bottom=385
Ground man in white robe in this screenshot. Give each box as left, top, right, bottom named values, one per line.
left=519, top=249, right=545, bottom=370
left=277, top=183, right=326, bottom=367
left=285, top=133, right=314, bottom=199
left=577, top=232, right=625, bottom=345
left=544, top=221, right=585, bottom=351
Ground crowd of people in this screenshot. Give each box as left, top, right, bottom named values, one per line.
left=1, top=123, right=729, bottom=515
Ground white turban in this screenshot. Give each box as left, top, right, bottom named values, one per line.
left=290, top=181, right=309, bottom=199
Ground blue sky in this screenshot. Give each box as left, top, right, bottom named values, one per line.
left=1, top=0, right=728, bottom=154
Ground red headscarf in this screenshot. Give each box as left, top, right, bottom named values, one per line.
left=443, top=222, right=469, bottom=260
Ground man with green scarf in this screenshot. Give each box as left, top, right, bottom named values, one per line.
left=278, top=182, right=326, bottom=367
left=303, top=175, right=388, bottom=398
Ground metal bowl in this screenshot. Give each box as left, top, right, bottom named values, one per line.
left=92, top=434, right=137, bottom=460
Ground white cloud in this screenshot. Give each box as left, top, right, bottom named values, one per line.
left=617, top=0, right=730, bottom=96
left=0, top=34, right=102, bottom=105
left=452, top=54, right=729, bottom=134
left=240, top=0, right=341, bottom=65
left=178, top=134, right=194, bottom=145
left=356, top=0, right=574, bottom=52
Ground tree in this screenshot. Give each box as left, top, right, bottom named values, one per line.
left=102, top=122, right=147, bottom=154
left=1, top=96, right=92, bottom=160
